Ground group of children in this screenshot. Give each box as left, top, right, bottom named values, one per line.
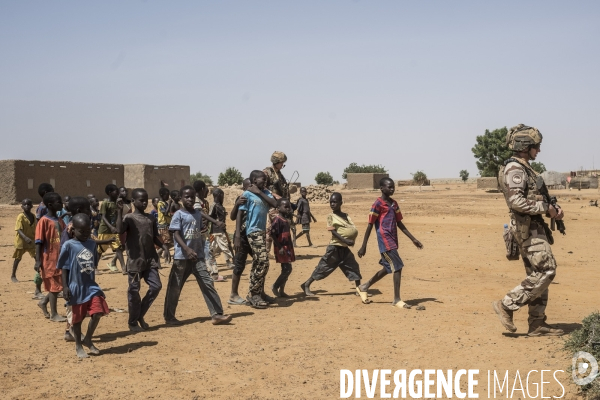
left=11, top=175, right=424, bottom=358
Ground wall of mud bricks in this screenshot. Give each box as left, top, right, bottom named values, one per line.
left=346, top=173, right=389, bottom=189
left=124, top=164, right=190, bottom=198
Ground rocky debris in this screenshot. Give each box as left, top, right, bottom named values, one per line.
left=304, top=185, right=335, bottom=203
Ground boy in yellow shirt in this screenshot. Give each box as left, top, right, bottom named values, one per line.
left=12, top=199, right=37, bottom=283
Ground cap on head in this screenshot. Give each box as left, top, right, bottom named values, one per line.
left=271, top=151, right=287, bottom=164
left=506, top=124, right=543, bottom=152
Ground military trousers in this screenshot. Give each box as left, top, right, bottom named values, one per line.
left=501, top=235, right=557, bottom=324
left=247, top=231, right=270, bottom=297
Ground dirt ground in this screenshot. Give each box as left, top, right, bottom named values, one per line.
left=0, top=184, right=598, bottom=399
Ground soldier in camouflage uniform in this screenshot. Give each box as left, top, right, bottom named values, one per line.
left=263, top=151, right=291, bottom=252
left=492, top=124, right=565, bottom=337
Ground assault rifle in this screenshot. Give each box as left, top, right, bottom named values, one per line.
left=536, top=176, right=566, bottom=235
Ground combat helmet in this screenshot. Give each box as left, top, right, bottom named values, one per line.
left=506, top=124, right=543, bottom=152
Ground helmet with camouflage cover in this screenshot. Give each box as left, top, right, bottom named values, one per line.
left=506, top=124, right=543, bottom=152
left=270, top=151, right=287, bottom=164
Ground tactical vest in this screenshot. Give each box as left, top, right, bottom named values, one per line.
left=497, top=158, right=541, bottom=242
left=264, top=166, right=289, bottom=198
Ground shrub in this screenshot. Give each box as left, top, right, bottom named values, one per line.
left=190, top=171, right=213, bottom=186
left=459, top=170, right=469, bottom=182
left=218, top=167, right=244, bottom=186
left=411, top=171, right=428, bottom=185
left=564, top=311, right=600, bottom=398
left=315, top=171, right=334, bottom=186
left=531, top=162, right=547, bottom=174
left=342, top=163, right=387, bottom=180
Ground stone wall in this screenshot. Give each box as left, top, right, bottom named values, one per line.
left=124, top=164, right=190, bottom=198
left=346, top=173, right=389, bottom=189
left=0, top=159, right=125, bottom=204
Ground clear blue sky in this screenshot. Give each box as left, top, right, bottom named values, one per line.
left=1, top=1, right=599, bottom=183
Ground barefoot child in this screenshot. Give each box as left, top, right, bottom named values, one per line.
left=98, top=184, right=125, bottom=273
left=12, top=199, right=36, bottom=283
left=270, top=198, right=295, bottom=297
left=234, top=170, right=278, bottom=309
left=209, top=188, right=234, bottom=271
left=192, top=180, right=223, bottom=282
left=301, top=192, right=362, bottom=297
left=58, top=214, right=109, bottom=358
left=34, top=192, right=67, bottom=322
left=163, top=186, right=231, bottom=325
left=357, top=178, right=424, bottom=309
left=33, top=183, right=54, bottom=299
left=228, top=178, right=252, bottom=305
left=295, top=187, right=317, bottom=247
left=116, top=188, right=171, bottom=331
left=157, top=187, right=174, bottom=259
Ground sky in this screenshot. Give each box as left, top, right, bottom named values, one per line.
left=1, top=1, right=599, bottom=183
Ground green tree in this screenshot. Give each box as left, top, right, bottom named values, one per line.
left=315, top=171, right=334, bottom=185
left=342, top=163, right=387, bottom=180
left=531, top=162, right=546, bottom=174
left=471, top=127, right=512, bottom=177
left=411, top=170, right=428, bottom=185
left=218, top=167, right=244, bottom=186
left=190, top=171, right=213, bottom=186
left=459, top=169, right=469, bottom=182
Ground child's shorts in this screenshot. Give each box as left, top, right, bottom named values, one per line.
left=379, top=249, right=404, bottom=273
left=158, top=227, right=173, bottom=246
left=13, top=248, right=35, bottom=260
left=302, top=223, right=310, bottom=232
left=96, top=233, right=122, bottom=253
left=72, top=296, right=109, bottom=324
left=43, top=275, right=63, bottom=293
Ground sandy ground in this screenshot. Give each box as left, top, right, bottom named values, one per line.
left=0, top=184, right=598, bottom=399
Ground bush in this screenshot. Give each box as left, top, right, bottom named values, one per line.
left=531, top=162, right=547, bottom=174
left=315, top=171, right=334, bottom=186
left=342, top=163, right=387, bottom=180
left=564, top=311, right=600, bottom=398
left=471, top=127, right=512, bottom=177
left=218, top=167, right=244, bottom=186
left=190, top=171, right=213, bottom=186
left=411, top=170, right=428, bottom=185
left=459, top=170, right=469, bottom=182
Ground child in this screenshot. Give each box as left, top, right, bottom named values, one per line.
left=117, top=188, right=171, bottom=332
left=192, top=180, right=223, bottom=282
left=12, top=199, right=36, bottom=283
left=270, top=198, right=295, bottom=297
left=301, top=192, right=363, bottom=298
left=228, top=178, right=252, bottom=305
left=157, top=187, right=174, bottom=258
left=118, top=187, right=132, bottom=214
left=234, top=170, right=277, bottom=309
left=150, top=197, right=160, bottom=221
left=59, top=195, right=72, bottom=225
left=170, top=190, right=182, bottom=214
left=357, top=178, right=424, bottom=309
left=34, top=192, right=67, bottom=322
left=97, top=184, right=126, bottom=273
left=209, top=188, right=234, bottom=272
left=60, top=197, right=116, bottom=341
left=58, top=213, right=109, bottom=358
left=90, top=197, right=101, bottom=238
left=33, top=183, right=54, bottom=299
left=295, top=187, right=317, bottom=247
left=163, top=185, right=232, bottom=325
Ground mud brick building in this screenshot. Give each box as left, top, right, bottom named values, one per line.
left=0, top=160, right=189, bottom=204
left=124, top=164, right=190, bottom=199
left=346, top=173, right=389, bottom=189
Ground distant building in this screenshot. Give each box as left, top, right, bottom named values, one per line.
left=0, top=159, right=189, bottom=204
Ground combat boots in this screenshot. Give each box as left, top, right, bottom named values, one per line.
left=527, top=320, right=564, bottom=337
left=492, top=300, right=517, bottom=332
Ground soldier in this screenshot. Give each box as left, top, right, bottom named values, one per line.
left=492, top=124, right=565, bottom=337
left=263, top=151, right=291, bottom=253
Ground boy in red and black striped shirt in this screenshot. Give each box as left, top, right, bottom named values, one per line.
left=357, top=177, right=424, bottom=309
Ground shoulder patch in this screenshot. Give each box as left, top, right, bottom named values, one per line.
left=512, top=175, right=522, bottom=184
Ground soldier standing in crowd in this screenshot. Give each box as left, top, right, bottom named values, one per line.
left=492, top=124, right=565, bottom=337
left=263, top=151, right=291, bottom=253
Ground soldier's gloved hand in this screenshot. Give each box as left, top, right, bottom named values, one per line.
left=555, top=207, right=564, bottom=220
left=547, top=205, right=558, bottom=218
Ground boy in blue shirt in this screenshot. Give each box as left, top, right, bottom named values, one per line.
left=234, top=170, right=277, bottom=309
left=58, top=214, right=109, bottom=358
left=357, top=178, right=424, bottom=309
left=163, top=186, right=231, bottom=325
